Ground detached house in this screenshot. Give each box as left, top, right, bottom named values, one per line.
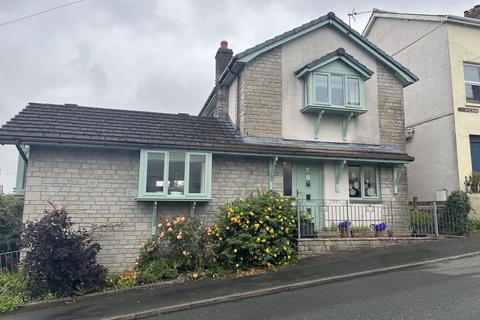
left=364, top=7, right=480, bottom=208
left=0, top=12, right=417, bottom=271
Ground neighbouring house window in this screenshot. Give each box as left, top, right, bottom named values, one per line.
left=348, top=166, right=379, bottom=199
left=471, top=136, right=480, bottom=173
left=282, top=162, right=292, bottom=196
left=464, top=63, right=480, bottom=104
left=308, top=72, right=363, bottom=108
left=138, top=150, right=212, bottom=200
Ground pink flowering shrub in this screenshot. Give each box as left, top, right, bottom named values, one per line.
left=136, top=215, right=210, bottom=282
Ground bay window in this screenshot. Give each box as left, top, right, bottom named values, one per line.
left=138, top=150, right=212, bottom=200
left=306, top=72, right=364, bottom=109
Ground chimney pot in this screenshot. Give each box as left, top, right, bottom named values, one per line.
left=220, top=40, right=229, bottom=49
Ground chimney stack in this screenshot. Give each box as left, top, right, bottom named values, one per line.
left=215, top=40, right=233, bottom=85
left=464, top=5, right=480, bottom=19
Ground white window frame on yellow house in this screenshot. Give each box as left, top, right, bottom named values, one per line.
left=464, top=63, right=480, bottom=105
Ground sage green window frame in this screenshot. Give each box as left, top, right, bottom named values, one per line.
left=348, top=165, right=380, bottom=201
left=306, top=72, right=365, bottom=109
left=137, top=150, right=212, bottom=201
left=15, top=145, right=29, bottom=197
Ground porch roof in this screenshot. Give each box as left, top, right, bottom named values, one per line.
left=0, top=103, right=414, bottom=163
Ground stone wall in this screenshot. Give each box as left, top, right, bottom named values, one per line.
left=298, top=237, right=439, bottom=257
left=377, top=62, right=407, bottom=153
left=23, top=146, right=283, bottom=272
left=239, top=47, right=283, bottom=138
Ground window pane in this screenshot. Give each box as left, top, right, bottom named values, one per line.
left=466, top=84, right=480, bottom=104
left=146, top=153, right=165, bottom=193
left=348, top=166, right=361, bottom=198
left=314, top=74, right=328, bottom=103
left=168, top=152, right=185, bottom=195
left=283, top=162, right=292, bottom=196
left=189, top=155, right=206, bottom=194
left=471, top=136, right=480, bottom=173
left=331, top=75, right=344, bottom=105
left=464, top=64, right=480, bottom=82
left=363, top=167, right=378, bottom=197
left=346, top=77, right=360, bottom=106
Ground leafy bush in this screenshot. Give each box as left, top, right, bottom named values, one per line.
left=0, top=271, right=29, bottom=313
left=116, top=269, right=138, bottom=288
left=409, top=210, right=433, bottom=226
left=138, top=259, right=179, bottom=283
left=0, top=194, right=23, bottom=253
left=440, top=191, right=471, bottom=235
left=21, top=206, right=107, bottom=298
left=468, top=219, right=480, bottom=235
left=136, top=215, right=207, bottom=283
left=211, top=191, right=297, bottom=270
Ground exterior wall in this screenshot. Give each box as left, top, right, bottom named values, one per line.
left=376, top=62, right=406, bottom=152
left=281, top=26, right=380, bottom=143
left=23, top=146, right=283, bottom=272
left=238, top=47, right=283, bottom=138
left=447, top=24, right=480, bottom=187
left=366, top=18, right=459, bottom=200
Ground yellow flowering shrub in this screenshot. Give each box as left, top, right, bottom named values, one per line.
left=211, top=191, right=297, bottom=270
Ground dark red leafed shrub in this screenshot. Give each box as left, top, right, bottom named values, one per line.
left=21, top=206, right=107, bottom=297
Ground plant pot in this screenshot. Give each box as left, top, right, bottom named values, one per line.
left=374, top=231, right=385, bottom=237
left=339, top=228, right=350, bottom=238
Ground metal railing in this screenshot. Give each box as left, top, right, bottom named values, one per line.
left=0, top=250, right=21, bottom=274
left=296, top=200, right=468, bottom=239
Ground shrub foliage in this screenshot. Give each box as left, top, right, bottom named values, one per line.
left=21, top=206, right=107, bottom=297
left=441, top=191, right=471, bottom=235
left=0, top=194, right=23, bottom=253
left=0, top=272, right=29, bottom=313
left=212, top=191, right=297, bottom=270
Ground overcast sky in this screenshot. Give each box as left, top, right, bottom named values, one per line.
left=0, top=0, right=475, bottom=193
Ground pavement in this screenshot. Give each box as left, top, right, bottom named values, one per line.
left=2, top=236, right=480, bottom=320
left=158, top=255, right=480, bottom=320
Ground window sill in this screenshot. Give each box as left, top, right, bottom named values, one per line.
left=135, top=196, right=212, bottom=202
left=349, top=198, right=382, bottom=204
left=301, top=104, right=366, bottom=116
left=465, top=103, right=480, bottom=108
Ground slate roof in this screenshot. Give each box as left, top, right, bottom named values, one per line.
left=294, top=48, right=374, bottom=77
left=0, top=103, right=413, bottom=162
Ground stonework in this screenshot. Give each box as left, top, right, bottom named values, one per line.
left=238, top=47, right=283, bottom=138
left=298, top=237, right=438, bottom=257
left=376, top=61, right=407, bottom=152
left=23, top=146, right=283, bottom=272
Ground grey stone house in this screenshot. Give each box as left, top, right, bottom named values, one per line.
left=0, top=12, right=417, bottom=272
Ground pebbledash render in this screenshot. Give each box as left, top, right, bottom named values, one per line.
left=0, top=12, right=417, bottom=272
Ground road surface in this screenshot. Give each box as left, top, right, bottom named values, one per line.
left=156, top=255, right=480, bottom=320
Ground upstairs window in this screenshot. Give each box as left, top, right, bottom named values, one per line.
left=308, top=72, right=363, bottom=109
left=138, top=150, right=212, bottom=200
left=464, top=63, right=480, bottom=104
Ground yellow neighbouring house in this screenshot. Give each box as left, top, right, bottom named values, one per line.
left=364, top=6, right=480, bottom=212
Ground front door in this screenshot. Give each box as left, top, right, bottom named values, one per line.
left=293, top=162, right=323, bottom=230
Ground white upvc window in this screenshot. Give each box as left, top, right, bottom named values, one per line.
left=348, top=165, right=379, bottom=200
left=464, top=63, right=480, bottom=105
left=138, top=150, right=212, bottom=201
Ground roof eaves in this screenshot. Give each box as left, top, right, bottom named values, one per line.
left=198, top=87, right=217, bottom=116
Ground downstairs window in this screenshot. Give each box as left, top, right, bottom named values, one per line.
left=348, top=166, right=379, bottom=200
left=138, top=150, right=212, bottom=200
